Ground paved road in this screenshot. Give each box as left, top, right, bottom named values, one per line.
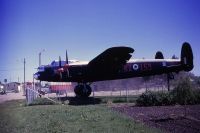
left=0, top=91, right=25, bottom=103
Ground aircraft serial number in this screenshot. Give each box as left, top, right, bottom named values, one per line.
left=140, top=63, right=152, bottom=71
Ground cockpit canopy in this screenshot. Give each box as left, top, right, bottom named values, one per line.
left=50, top=60, right=66, bottom=67
left=50, top=60, right=79, bottom=67
left=37, top=65, right=45, bottom=72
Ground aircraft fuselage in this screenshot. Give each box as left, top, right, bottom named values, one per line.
left=35, top=59, right=182, bottom=83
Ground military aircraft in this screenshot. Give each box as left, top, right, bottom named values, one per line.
left=34, top=42, right=193, bottom=97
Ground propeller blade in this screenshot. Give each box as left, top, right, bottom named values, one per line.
left=66, top=50, right=68, bottom=64
left=59, top=56, right=61, bottom=68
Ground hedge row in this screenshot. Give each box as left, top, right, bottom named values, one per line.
left=136, top=78, right=200, bottom=106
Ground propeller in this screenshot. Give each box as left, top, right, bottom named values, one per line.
left=65, top=50, right=70, bottom=77
left=55, top=56, right=63, bottom=80
left=66, top=50, right=68, bottom=64
left=56, top=50, right=70, bottom=80
left=59, top=56, right=61, bottom=68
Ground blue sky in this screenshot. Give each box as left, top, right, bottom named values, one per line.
left=0, top=0, right=200, bottom=82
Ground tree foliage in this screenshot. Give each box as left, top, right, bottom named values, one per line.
left=171, top=77, right=195, bottom=105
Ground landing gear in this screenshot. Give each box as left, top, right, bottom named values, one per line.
left=74, top=83, right=92, bottom=97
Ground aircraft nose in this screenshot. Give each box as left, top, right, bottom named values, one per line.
left=33, top=73, right=40, bottom=80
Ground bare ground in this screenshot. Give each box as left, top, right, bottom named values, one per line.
left=112, top=104, right=200, bottom=133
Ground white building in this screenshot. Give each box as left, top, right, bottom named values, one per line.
left=5, top=82, right=21, bottom=93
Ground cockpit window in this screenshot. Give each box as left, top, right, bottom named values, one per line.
left=68, top=60, right=79, bottom=64
left=38, top=66, right=45, bottom=72
left=50, top=60, right=66, bottom=67
left=50, top=60, right=79, bottom=67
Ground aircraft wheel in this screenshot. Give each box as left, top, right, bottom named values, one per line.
left=83, top=84, right=91, bottom=97
left=74, top=84, right=92, bottom=97
left=74, top=85, right=82, bottom=97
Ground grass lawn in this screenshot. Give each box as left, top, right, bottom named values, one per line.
left=0, top=99, right=161, bottom=133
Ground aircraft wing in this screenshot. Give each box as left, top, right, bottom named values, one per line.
left=88, top=46, right=134, bottom=74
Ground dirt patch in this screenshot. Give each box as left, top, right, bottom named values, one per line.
left=112, top=104, right=200, bottom=133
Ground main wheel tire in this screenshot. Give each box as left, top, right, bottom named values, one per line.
left=74, top=84, right=83, bottom=97
left=74, top=84, right=92, bottom=97
left=84, top=85, right=92, bottom=97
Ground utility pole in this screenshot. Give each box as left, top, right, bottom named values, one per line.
left=39, top=52, right=41, bottom=66
left=23, top=58, right=26, bottom=96
left=38, top=49, right=45, bottom=92
left=39, top=49, right=45, bottom=66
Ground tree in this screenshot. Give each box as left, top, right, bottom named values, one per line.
left=143, top=76, right=151, bottom=92
left=4, top=79, right=7, bottom=84
left=173, top=77, right=194, bottom=104
left=172, top=77, right=194, bottom=116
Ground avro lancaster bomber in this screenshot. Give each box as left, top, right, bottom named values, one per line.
left=34, top=42, right=193, bottom=97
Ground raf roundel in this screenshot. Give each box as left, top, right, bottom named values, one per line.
left=132, top=64, right=139, bottom=71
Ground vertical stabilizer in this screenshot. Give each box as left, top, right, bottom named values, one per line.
left=181, top=42, right=194, bottom=71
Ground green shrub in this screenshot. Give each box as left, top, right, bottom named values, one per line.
left=136, top=91, right=156, bottom=106
left=136, top=91, right=174, bottom=106
left=136, top=77, right=200, bottom=106
left=112, top=98, right=126, bottom=103
left=158, top=92, right=174, bottom=105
